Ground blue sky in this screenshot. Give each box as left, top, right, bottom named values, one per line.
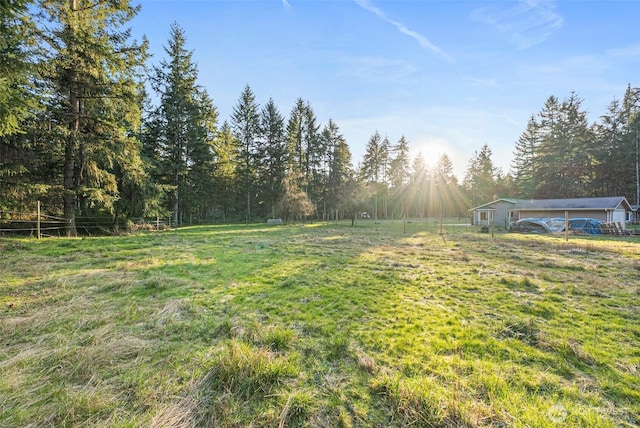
left=132, top=0, right=640, bottom=179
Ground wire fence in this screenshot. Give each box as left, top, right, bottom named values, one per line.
left=0, top=208, right=172, bottom=238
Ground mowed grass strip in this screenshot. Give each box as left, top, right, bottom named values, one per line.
left=1, top=222, right=638, bottom=427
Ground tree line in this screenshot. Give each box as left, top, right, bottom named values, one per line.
left=1, top=1, right=638, bottom=235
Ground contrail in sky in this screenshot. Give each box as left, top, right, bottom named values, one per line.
left=354, top=0, right=453, bottom=61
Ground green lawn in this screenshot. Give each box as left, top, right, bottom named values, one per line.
left=1, top=221, right=639, bottom=427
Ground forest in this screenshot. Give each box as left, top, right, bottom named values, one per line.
left=1, top=1, right=639, bottom=235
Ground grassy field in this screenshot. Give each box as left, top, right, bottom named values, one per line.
left=1, top=221, right=639, bottom=427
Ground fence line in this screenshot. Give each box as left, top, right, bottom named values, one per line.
left=1, top=204, right=171, bottom=238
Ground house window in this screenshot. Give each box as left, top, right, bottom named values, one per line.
left=480, top=211, right=489, bottom=221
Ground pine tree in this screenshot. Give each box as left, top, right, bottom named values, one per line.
left=388, top=136, right=410, bottom=189
left=184, top=91, right=218, bottom=220
left=284, top=99, right=320, bottom=217
left=37, top=0, right=148, bottom=235
left=387, top=135, right=411, bottom=218
left=623, top=86, right=640, bottom=205
left=511, top=115, right=540, bottom=198
left=231, top=84, right=260, bottom=222
left=361, top=131, right=384, bottom=219
left=258, top=98, right=286, bottom=219
left=212, top=121, right=239, bottom=221
left=285, top=100, right=321, bottom=188
left=361, top=131, right=382, bottom=184
left=619, top=85, right=640, bottom=204
left=145, top=23, right=217, bottom=225
left=463, top=144, right=498, bottom=207
left=302, top=102, right=323, bottom=217
left=560, top=92, right=594, bottom=197
left=280, top=174, right=313, bottom=223
left=286, top=98, right=307, bottom=181
left=535, top=95, right=562, bottom=198
left=0, top=0, right=35, bottom=137
left=323, top=119, right=352, bottom=219
left=434, top=153, right=463, bottom=217
left=409, top=153, right=428, bottom=218
left=535, top=92, right=593, bottom=198
left=593, top=98, right=626, bottom=196
left=379, top=136, right=390, bottom=218
left=592, top=86, right=640, bottom=202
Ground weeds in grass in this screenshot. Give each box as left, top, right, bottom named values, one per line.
left=277, top=389, right=314, bottom=428
left=202, top=339, right=299, bottom=399
left=369, top=371, right=470, bottom=427
left=498, top=317, right=544, bottom=346
left=215, top=317, right=234, bottom=338
left=355, top=348, right=378, bottom=374
left=325, top=332, right=351, bottom=360
left=261, top=326, right=296, bottom=352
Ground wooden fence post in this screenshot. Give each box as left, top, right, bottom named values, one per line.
left=37, top=201, right=41, bottom=240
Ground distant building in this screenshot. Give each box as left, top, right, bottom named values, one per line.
left=469, top=197, right=633, bottom=230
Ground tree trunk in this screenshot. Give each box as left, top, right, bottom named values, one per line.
left=246, top=188, right=250, bottom=223
left=63, top=134, right=77, bottom=237
left=173, top=189, right=179, bottom=226
left=63, top=0, right=79, bottom=237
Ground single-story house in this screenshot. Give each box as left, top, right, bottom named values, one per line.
left=469, top=196, right=633, bottom=230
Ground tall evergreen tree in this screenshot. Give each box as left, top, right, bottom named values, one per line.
left=535, top=92, right=593, bottom=198
left=388, top=136, right=411, bottom=189
left=258, top=98, right=286, bottom=219
left=286, top=98, right=307, bottom=180
left=361, top=131, right=384, bottom=219
left=302, top=102, right=323, bottom=217
left=211, top=121, right=239, bottom=221
left=0, top=0, right=45, bottom=213
left=145, top=23, right=217, bottom=225
left=360, top=131, right=383, bottom=184
left=463, top=144, right=498, bottom=207
left=594, top=98, right=627, bottom=197
left=511, top=115, right=540, bottom=198
left=387, top=135, right=411, bottom=218
left=284, top=99, right=321, bottom=217
left=323, top=119, right=352, bottom=219
left=378, top=136, right=390, bottom=218
left=0, top=0, right=34, bottom=137
left=285, top=100, right=321, bottom=186
left=534, top=95, right=561, bottom=198
left=408, top=153, right=428, bottom=218
left=37, top=0, right=148, bottom=235
left=231, top=84, right=260, bottom=222
left=434, top=153, right=463, bottom=217
left=184, top=91, right=218, bottom=220
left=624, top=86, right=640, bottom=205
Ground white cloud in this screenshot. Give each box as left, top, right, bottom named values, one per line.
left=608, top=44, right=640, bottom=58
left=281, top=0, right=290, bottom=7
left=461, top=76, right=501, bottom=88
left=353, top=0, right=452, bottom=61
left=472, top=0, right=563, bottom=49
left=338, top=55, right=417, bottom=82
